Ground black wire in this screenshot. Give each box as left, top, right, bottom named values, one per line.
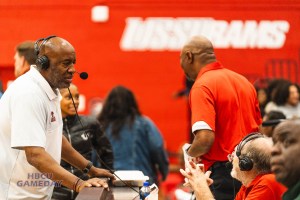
left=190, top=191, right=194, bottom=200
left=133, top=194, right=140, bottom=200
left=232, top=176, right=236, bottom=198
left=67, top=88, right=139, bottom=194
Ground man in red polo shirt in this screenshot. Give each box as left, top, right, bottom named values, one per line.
left=180, top=36, right=261, bottom=200
left=180, top=133, right=286, bottom=200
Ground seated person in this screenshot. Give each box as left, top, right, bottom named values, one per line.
left=52, top=84, right=114, bottom=200
left=271, top=120, right=300, bottom=200
left=180, top=133, right=286, bottom=200
left=260, top=110, right=286, bottom=137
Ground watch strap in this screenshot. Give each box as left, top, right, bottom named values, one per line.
left=82, top=161, right=93, bottom=174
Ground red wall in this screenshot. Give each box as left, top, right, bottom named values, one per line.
left=0, top=0, right=299, bottom=154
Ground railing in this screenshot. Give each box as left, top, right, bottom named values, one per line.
left=265, top=59, right=299, bottom=84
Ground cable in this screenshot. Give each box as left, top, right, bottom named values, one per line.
left=190, top=191, right=194, bottom=200
left=232, top=176, right=236, bottom=198
left=68, top=88, right=139, bottom=194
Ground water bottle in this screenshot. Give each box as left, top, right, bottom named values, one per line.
left=139, top=181, right=151, bottom=200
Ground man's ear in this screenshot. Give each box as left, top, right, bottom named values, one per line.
left=186, top=51, right=193, bottom=63
left=20, top=56, right=31, bottom=74
left=20, top=56, right=26, bottom=68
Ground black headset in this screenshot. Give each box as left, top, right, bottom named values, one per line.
left=236, top=132, right=264, bottom=171
left=34, top=35, right=57, bottom=70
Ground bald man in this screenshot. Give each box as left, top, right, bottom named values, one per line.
left=180, top=36, right=261, bottom=200
left=181, top=133, right=286, bottom=200
left=0, top=36, right=114, bottom=199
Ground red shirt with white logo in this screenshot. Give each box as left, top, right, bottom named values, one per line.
left=189, top=61, right=261, bottom=170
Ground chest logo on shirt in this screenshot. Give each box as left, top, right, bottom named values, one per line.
left=81, top=133, right=89, bottom=141
left=51, top=111, right=56, bottom=122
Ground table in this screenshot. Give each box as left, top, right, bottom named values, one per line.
left=75, top=186, right=140, bottom=200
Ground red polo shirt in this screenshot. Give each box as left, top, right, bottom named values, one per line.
left=189, top=61, right=261, bottom=170
left=235, top=174, right=286, bottom=200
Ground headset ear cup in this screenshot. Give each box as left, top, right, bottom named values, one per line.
left=239, top=156, right=253, bottom=171
left=36, top=56, right=50, bottom=70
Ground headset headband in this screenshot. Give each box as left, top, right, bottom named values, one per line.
left=34, top=35, right=57, bottom=55
left=236, top=132, right=263, bottom=157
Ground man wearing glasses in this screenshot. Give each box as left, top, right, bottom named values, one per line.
left=181, top=133, right=286, bottom=200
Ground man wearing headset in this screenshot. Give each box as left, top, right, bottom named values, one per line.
left=0, top=36, right=114, bottom=199
left=180, top=133, right=286, bottom=200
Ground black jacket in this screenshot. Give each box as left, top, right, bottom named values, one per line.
left=52, top=115, right=113, bottom=200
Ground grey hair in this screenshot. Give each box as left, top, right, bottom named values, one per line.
left=243, top=138, right=272, bottom=174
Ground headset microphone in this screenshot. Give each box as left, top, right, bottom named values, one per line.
left=76, top=71, right=89, bottom=80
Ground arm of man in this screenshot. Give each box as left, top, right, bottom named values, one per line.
left=187, top=129, right=215, bottom=157
left=188, top=84, right=216, bottom=158
left=61, top=135, right=114, bottom=179
left=24, top=146, right=97, bottom=191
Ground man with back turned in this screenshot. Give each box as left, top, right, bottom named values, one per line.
left=179, top=36, right=261, bottom=200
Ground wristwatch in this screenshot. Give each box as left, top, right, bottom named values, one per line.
left=82, top=161, right=93, bottom=174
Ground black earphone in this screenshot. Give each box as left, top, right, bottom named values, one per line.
left=34, top=35, right=57, bottom=70
left=236, top=132, right=264, bottom=171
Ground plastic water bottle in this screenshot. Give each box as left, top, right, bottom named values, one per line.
left=139, top=181, right=151, bottom=200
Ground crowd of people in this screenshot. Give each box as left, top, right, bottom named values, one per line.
left=256, top=78, right=300, bottom=119
left=0, top=35, right=299, bottom=200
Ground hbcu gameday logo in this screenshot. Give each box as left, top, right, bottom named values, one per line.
left=16, top=173, right=62, bottom=187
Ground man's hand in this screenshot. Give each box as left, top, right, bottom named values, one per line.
left=180, top=161, right=215, bottom=200
left=180, top=161, right=213, bottom=190
left=77, top=178, right=109, bottom=192
left=182, top=143, right=201, bottom=168
left=87, top=166, right=115, bottom=180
